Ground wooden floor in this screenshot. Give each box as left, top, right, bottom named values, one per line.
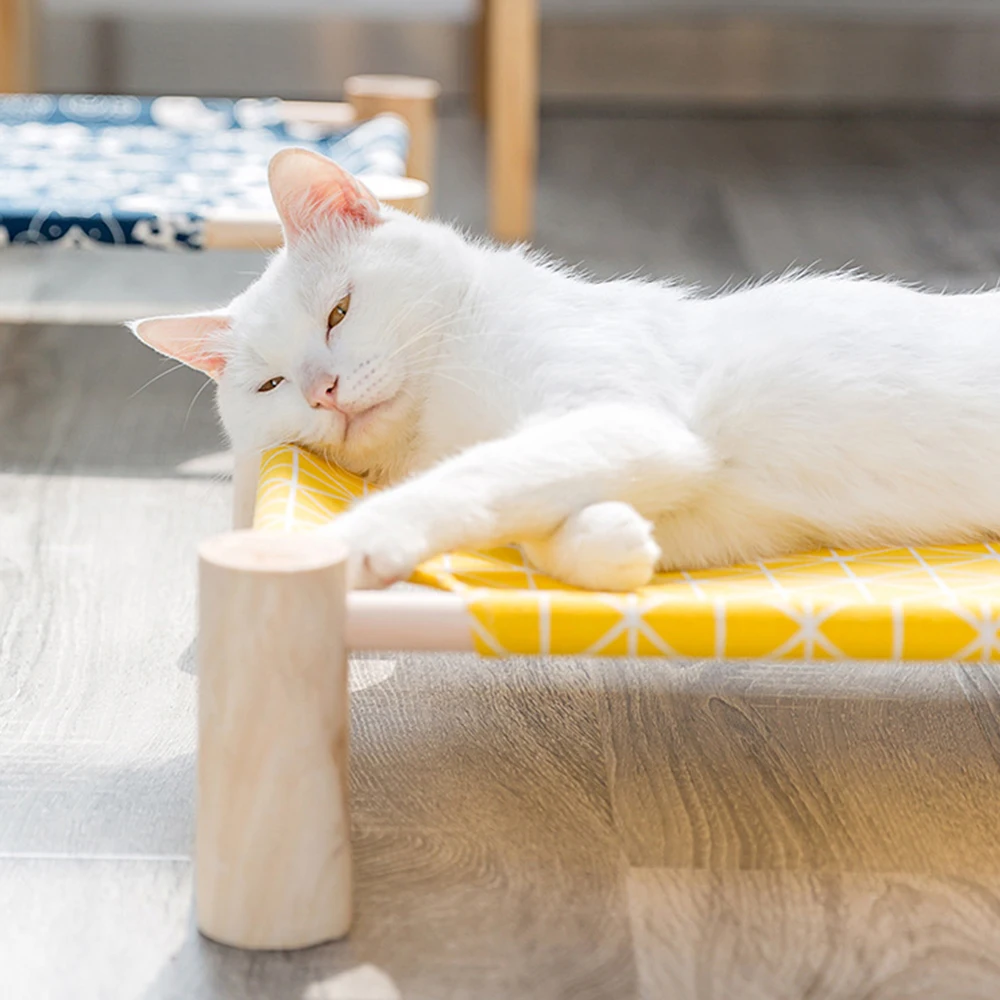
left=6, top=115, right=1000, bottom=999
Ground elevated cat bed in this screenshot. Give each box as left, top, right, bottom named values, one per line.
left=251, top=444, right=1000, bottom=663
left=0, top=80, right=433, bottom=254
left=196, top=446, right=1000, bottom=953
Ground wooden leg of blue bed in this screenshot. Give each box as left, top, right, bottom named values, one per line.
left=0, top=0, right=36, bottom=93
left=196, top=530, right=352, bottom=949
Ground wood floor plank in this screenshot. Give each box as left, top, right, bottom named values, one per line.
left=0, top=325, right=226, bottom=856
left=350, top=825, right=633, bottom=1000
left=867, top=119, right=1000, bottom=273
left=715, top=118, right=999, bottom=282
left=349, top=652, right=637, bottom=999
left=627, top=867, right=1000, bottom=1000
left=2, top=858, right=193, bottom=1000
left=351, top=652, right=613, bottom=835
left=2, top=833, right=633, bottom=1000
left=0, top=246, right=268, bottom=319
left=596, top=658, right=1000, bottom=874
left=534, top=118, right=750, bottom=285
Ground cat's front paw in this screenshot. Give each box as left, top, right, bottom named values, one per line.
left=523, top=502, right=661, bottom=591
left=319, top=510, right=426, bottom=590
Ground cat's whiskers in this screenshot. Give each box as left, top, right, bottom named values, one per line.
left=380, top=303, right=490, bottom=371
left=128, top=361, right=190, bottom=399
left=409, top=368, right=492, bottom=399
left=183, top=376, right=214, bottom=429
left=376, top=279, right=482, bottom=341
left=377, top=281, right=458, bottom=337
left=405, top=350, right=521, bottom=389
left=379, top=303, right=483, bottom=364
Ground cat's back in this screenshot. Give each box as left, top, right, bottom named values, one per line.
left=682, top=274, right=1000, bottom=537
left=687, top=274, right=1000, bottom=405
left=692, top=273, right=1000, bottom=352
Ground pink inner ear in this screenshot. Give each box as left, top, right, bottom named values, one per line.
left=281, top=177, right=381, bottom=242
left=129, top=313, right=230, bottom=379
left=269, top=148, right=381, bottom=242
left=305, top=179, right=380, bottom=230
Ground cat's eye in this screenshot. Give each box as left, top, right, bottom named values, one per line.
left=327, top=293, right=351, bottom=332
left=257, top=376, right=285, bottom=393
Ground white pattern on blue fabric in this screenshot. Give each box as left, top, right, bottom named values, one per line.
left=0, top=94, right=410, bottom=251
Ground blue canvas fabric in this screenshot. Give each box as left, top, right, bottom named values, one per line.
left=0, top=94, right=410, bottom=250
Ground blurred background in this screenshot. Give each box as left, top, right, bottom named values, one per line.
left=33, top=0, right=1000, bottom=109
left=8, top=3, right=1000, bottom=998
left=9, top=0, right=1000, bottom=297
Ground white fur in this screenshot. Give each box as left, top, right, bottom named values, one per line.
left=134, top=173, right=1000, bottom=591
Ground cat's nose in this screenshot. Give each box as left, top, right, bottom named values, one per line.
left=306, top=376, right=342, bottom=411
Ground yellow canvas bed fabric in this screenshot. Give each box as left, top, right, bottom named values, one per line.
left=254, top=445, right=1000, bottom=660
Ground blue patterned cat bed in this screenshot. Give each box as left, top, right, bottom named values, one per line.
left=0, top=94, right=409, bottom=250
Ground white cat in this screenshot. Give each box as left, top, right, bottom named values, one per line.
left=132, top=148, right=1000, bottom=591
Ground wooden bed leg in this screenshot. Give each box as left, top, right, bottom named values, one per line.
left=196, top=530, right=352, bottom=950
left=485, top=0, right=539, bottom=242
left=231, top=450, right=261, bottom=530
left=344, top=74, right=440, bottom=217
left=471, top=0, right=491, bottom=120
left=0, top=0, right=36, bottom=93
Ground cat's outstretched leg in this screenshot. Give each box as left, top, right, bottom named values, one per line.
left=522, top=502, right=661, bottom=591
left=320, top=404, right=715, bottom=590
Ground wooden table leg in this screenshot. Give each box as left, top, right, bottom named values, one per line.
left=485, top=0, right=539, bottom=243
left=0, top=0, right=35, bottom=93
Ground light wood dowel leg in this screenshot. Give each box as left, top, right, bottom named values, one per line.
left=0, top=0, right=35, bottom=92
left=486, top=0, right=539, bottom=242
left=231, top=450, right=261, bottom=530
left=471, top=0, right=491, bottom=120
left=196, top=531, right=352, bottom=950
left=345, top=74, right=440, bottom=217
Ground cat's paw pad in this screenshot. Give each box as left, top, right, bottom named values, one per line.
left=319, top=513, right=425, bottom=590
left=526, top=502, right=661, bottom=591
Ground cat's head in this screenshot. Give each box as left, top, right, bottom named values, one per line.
left=129, top=148, right=470, bottom=478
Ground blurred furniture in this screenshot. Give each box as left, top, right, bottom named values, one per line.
left=476, top=0, right=539, bottom=242
left=0, top=0, right=33, bottom=92
left=345, top=74, right=439, bottom=220
left=1, top=0, right=538, bottom=241
left=0, top=75, right=437, bottom=260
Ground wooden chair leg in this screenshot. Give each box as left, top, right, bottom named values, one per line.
left=485, top=0, right=539, bottom=243
left=196, top=531, right=352, bottom=949
left=345, top=74, right=441, bottom=217
left=0, top=0, right=36, bottom=93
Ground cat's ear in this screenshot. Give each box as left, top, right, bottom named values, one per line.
left=127, top=312, right=231, bottom=379
left=268, top=147, right=381, bottom=242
